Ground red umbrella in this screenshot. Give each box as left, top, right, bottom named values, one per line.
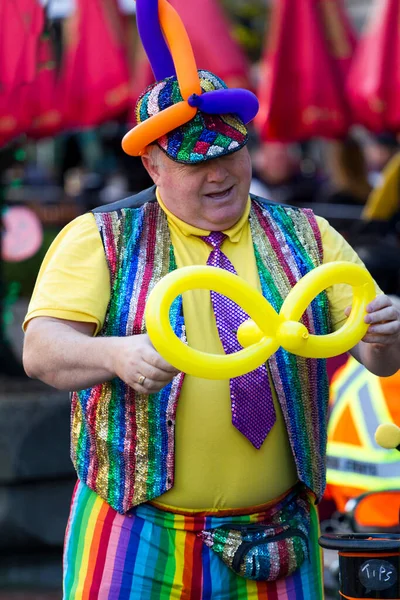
left=0, top=0, right=44, bottom=147
left=28, top=36, right=64, bottom=140
left=0, top=84, right=32, bottom=148
left=60, top=0, right=131, bottom=129
left=0, top=2, right=25, bottom=90
left=256, top=0, right=351, bottom=142
left=317, top=0, right=357, bottom=79
left=347, top=0, right=400, bottom=133
left=16, top=0, right=45, bottom=83
left=0, top=0, right=44, bottom=89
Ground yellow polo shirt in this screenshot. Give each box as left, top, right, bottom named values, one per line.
left=24, top=192, right=379, bottom=510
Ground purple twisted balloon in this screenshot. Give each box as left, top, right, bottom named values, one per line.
left=136, top=0, right=175, bottom=80
left=188, top=89, right=259, bottom=124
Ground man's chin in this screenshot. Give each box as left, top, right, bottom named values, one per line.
left=206, top=207, right=244, bottom=231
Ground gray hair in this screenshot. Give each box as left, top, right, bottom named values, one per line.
left=142, top=144, right=163, bottom=169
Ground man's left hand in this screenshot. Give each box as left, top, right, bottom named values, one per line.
left=346, top=294, right=400, bottom=347
left=362, top=294, right=400, bottom=347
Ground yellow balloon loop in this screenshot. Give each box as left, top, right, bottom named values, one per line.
left=145, top=262, right=376, bottom=379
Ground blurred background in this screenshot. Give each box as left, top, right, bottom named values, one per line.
left=2, top=1, right=400, bottom=598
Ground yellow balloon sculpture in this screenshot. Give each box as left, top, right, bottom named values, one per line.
left=145, top=261, right=376, bottom=379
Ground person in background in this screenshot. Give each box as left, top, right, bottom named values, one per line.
left=317, top=137, right=372, bottom=207
left=363, top=132, right=399, bottom=189
left=250, top=140, right=322, bottom=206
left=362, top=149, right=400, bottom=222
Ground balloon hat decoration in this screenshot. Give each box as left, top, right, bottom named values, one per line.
left=145, top=262, right=376, bottom=379
left=121, top=0, right=259, bottom=157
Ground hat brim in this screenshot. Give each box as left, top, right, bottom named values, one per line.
left=155, top=111, right=248, bottom=164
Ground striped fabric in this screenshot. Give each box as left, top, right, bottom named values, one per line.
left=63, top=481, right=324, bottom=599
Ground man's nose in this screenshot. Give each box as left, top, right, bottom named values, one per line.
left=206, top=159, right=229, bottom=182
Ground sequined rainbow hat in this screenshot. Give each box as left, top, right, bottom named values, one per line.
left=122, top=0, right=259, bottom=164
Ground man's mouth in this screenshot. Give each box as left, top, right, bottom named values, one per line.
left=205, top=185, right=234, bottom=200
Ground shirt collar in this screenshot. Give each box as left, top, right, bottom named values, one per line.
left=156, top=187, right=250, bottom=243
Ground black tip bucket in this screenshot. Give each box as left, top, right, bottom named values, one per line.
left=319, top=534, right=400, bottom=599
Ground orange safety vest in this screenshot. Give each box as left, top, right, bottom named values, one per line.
left=326, top=356, right=400, bottom=513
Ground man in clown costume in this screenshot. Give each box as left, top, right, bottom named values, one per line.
left=22, top=2, right=400, bottom=598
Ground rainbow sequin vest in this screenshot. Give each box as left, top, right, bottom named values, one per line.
left=71, top=186, right=331, bottom=514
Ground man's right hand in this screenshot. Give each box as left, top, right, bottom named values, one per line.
left=23, top=317, right=180, bottom=392
left=112, top=334, right=180, bottom=394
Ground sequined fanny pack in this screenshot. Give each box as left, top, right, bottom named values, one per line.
left=197, top=487, right=311, bottom=582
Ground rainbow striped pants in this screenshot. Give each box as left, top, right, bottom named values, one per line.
left=63, top=482, right=324, bottom=599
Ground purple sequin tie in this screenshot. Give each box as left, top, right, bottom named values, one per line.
left=201, top=231, right=276, bottom=449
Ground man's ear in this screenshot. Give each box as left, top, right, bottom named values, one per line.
left=141, top=149, right=160, bottom=185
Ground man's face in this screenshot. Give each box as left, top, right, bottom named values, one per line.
left=143, top=146, right=252, bottom=231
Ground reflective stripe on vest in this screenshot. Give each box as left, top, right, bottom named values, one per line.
left=327, top=358, right=400, bottom=491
